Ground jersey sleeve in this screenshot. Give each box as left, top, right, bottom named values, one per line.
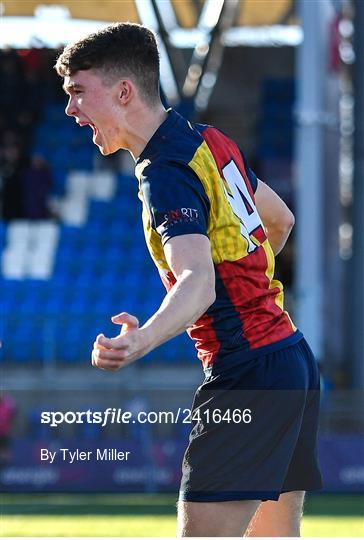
left=140, top=161, right=210, bottom=245
left=239, top=149, right=258, bottom=193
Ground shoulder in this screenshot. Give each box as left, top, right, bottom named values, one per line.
left=136, top=158, right=210, bottom=236
left=139, top=158, right=207, bottom=196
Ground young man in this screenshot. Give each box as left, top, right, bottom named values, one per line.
left=56, top=22, right=322, bottom=537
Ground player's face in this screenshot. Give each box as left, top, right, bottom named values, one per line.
left=64, top=69, right=124, bottom=155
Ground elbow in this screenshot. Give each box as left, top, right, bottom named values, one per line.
left=205, top=288, right=216, bottom=310
left=285, top=210, right=295, bottom=232
left=277, top=209, right=295, bottom=235
left=198, top=292, right=215, bottom=320
left=183, top=268, right=216, bottom=320
left=186, top=284, right=215, bottom=327
left=267, top=210, right=295, bottom=238
left=194, top=275, right=215, bottom=316
left=202, top=278, right=216, bottom=311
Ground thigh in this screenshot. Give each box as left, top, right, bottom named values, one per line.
left=245, top=491, right=305, bottom=537
left=177, top=499, right=260, bottom=537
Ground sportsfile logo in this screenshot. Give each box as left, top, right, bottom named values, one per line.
left=40, top=408, right=252, bottom=428
left=40, top=408, right=193, bottom=428
left=163, top=208, right=199, bottom=225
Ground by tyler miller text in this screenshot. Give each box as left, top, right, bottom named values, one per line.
left=41, top=448, right=131, bottom=464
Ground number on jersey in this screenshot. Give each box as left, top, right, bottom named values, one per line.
left=222, top=160, right=265, bottom=253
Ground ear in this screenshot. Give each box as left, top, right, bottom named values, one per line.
left=118, top=80, right=133, bottom=104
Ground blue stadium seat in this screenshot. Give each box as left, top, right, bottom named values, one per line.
left=10, top=322, right=39, bottom=363
left=43, top=294, right=68, bottom=316
left=52, top=168, right=68, bottom=196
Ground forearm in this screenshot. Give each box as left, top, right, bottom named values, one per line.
left=140, top=270, right=215, bottom=351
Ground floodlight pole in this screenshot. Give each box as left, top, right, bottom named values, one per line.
left=350, top=0, right=364, bottom=388
left=294, top=0, right=331, bottom=360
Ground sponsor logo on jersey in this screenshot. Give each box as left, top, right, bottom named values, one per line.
left=163, top=208, right=199, bottom=225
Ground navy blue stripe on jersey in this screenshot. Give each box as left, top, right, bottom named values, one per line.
left=205, top=265, right=251, bottom=357
left=139, top=161, right=210, bottom=245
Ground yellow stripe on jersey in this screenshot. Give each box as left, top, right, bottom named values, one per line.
left=188, top=141, right=251, bottom=264
left=138, top=187, right=169, bottom=270
left=135, top=142, right=266, bottom=270
left=263, top=239, right=296, bottom=331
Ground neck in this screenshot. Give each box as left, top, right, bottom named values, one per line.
left=125, top=103, right=168, bottom=161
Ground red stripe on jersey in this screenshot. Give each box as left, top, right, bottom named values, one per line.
left=217, top=248, right=295, bottom=349
left=251, top=225, right=266, bottom=244
left=202, top=127, right=255, bottom=200
left=158, top=269, right=175, bottom=291
left=202, top=126, right=266, bottom=245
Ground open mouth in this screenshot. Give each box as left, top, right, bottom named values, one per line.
left=90, top=123, right=98, bottom=137
left=78, top=121, right=99, bottom=140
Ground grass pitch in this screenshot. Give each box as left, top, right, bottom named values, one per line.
left=1, top=493, right=363, bottom=537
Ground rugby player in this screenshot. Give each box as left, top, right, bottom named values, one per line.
left=56, top=22, right=322, bottom=537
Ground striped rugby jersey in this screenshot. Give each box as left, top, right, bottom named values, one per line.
left=135, top=109, right=302, bottom=373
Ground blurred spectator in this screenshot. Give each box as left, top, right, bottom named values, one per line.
left=0, top=392, right=17, bottom=468
left=21, top=154, right=53, bottom=219
left=0, top=47, right=63, bottom=220
left=1, top=134, right=24, bottom=220
left=18, top=47, right=44, bottom=75
left=23, top=70, right=43, bottom=118
left=0, top=49, right=24, bottom=114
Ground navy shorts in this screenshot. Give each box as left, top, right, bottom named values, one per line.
left=179, top=338, right=322, bottom=502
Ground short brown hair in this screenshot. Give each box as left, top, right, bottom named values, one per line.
left=55, top=22, right=160, bottom=104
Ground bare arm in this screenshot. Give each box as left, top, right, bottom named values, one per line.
left=255, top=179, right=295, bottom=255
left=141, top=234, right=215, bottom=348
left=92, top=234, right=216, bottom=370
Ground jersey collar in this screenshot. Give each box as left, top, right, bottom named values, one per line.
left=137, top=108, right=180, bottom=162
